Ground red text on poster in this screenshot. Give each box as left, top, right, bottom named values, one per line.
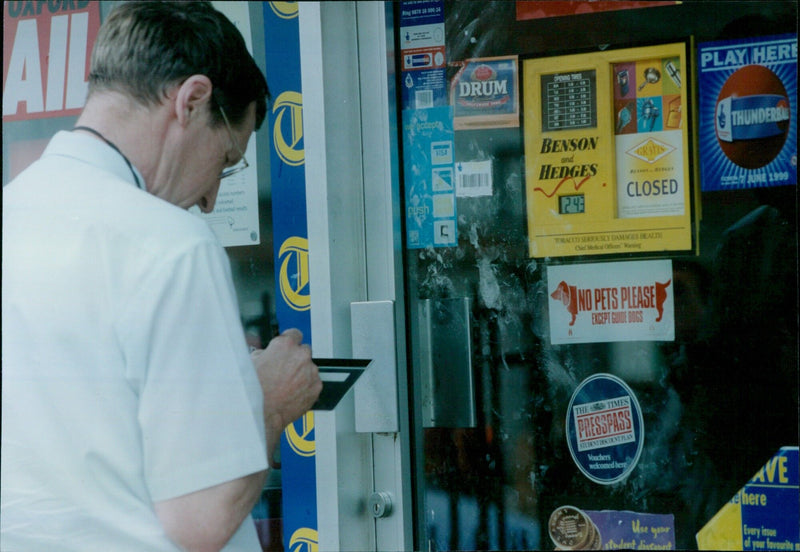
left=3, top=1, right=100, bottom=121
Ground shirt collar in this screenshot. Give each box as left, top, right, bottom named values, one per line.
left=42, top=130, right=146, bottom=190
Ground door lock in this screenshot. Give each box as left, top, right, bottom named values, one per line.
left=368, top=491, right=393, bottom=518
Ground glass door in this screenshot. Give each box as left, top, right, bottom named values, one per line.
left=394, top=2, right=798, bottom=551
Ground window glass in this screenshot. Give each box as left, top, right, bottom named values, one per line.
left=399, top=2, right=798, bottom=550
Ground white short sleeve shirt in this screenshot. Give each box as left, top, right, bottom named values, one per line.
left=1, top=132, right=268, bottom=551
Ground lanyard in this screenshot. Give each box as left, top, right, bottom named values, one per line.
left=73, top=126, right=144, bottom=190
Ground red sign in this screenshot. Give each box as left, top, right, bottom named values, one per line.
left=516, top=1, right=677, bottom=22
left=3, top=1, right=101, bottom=121
left=575, top=396, right=634, bottom=451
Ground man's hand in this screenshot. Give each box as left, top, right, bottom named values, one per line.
left=251, top=328, right=321, bottom=465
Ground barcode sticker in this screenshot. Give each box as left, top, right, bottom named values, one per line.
left=416, top=89, right=434, bottom=109
left=456, top=160, right=493, bottom=197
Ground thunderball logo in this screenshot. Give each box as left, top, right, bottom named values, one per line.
left=715, top=64, right=791, bottom=169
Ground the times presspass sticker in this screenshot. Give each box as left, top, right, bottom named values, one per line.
left=566, top=373, right=644, bottom=485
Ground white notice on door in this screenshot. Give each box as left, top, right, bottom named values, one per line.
left=547, top=260, right=675, bottom=344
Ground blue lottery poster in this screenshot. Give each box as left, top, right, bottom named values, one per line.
left=403, top=106, right=458, bottom=249
left=566, top=373, right=645, bottom=485
left=697, top=34, right=797, bottom=191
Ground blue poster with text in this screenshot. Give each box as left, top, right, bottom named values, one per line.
left=697, top=34, right=797, bottom=191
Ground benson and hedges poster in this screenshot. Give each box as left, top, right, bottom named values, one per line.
left=523, top=42, right=695, bottom=259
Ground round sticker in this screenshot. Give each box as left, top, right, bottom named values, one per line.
left=566, top=373, right=644, bottom=485
left=548, top=505, right=602, bottom=550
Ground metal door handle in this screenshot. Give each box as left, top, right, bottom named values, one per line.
left=351, top=300, right=399, bottom=433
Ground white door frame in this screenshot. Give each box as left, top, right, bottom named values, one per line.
left=298, top=2, right=412, bottom=550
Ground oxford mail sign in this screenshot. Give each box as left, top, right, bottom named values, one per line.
left=3, top=1, right=100, bottom=121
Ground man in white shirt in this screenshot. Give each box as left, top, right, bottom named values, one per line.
left=1, top=2, right=321, bottom=551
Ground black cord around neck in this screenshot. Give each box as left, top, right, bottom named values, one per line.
left=73, top=126, right=144, bottom=190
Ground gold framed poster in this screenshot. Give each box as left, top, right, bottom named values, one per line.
left=523, top=42, right=697, bottom=259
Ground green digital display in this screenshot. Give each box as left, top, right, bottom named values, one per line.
left=559, top=194, right=585, bottom=214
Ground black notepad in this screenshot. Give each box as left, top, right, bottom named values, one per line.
left=311, top=358, right=371, bottom=410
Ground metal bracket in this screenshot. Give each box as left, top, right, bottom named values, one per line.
left=351, top=300, right=399, bottom=433
left=419, top=297, right=477, bottom=428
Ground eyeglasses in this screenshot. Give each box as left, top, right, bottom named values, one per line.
left=218, top=105, right=249, bottom=179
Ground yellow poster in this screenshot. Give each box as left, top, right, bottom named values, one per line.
left=523, top=43, right=696, bottom=258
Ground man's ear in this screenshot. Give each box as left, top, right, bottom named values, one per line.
left=174, top=74, right=213, bottom=126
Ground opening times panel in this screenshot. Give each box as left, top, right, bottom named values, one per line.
left=541, top=71, right=597, bottom=131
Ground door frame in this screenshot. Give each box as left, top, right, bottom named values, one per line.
left=298, top=2, right=413, bottom=550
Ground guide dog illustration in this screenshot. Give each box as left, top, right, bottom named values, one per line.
left=551, top=280, right=578, bottom=326
left=654, top=279, right=671, bottom=322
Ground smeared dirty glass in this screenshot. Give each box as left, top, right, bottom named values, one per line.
left=400, top=2, right=798, bottom=550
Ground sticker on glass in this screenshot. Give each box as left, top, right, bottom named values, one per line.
left=548, top=505, right=602, bottom=550
left=456, top=160, right=493, bottom=197
left=566, top=373, right=644, bottom=485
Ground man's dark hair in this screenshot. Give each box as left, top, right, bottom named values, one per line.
left=89, top=1, right=269, bottom=129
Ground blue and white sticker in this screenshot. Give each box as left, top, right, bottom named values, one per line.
left=399, top=0, right=447, bottom=111
left=402, top=106, right=457, bottom=249
left=566, top=373, right=644, bottom=485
